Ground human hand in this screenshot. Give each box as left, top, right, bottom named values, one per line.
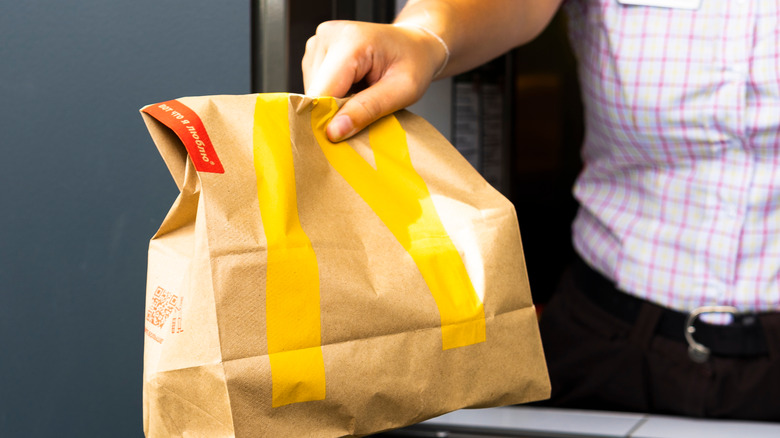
left=302, top=20, right=448, bottom=142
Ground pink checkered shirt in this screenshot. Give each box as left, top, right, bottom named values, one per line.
left=564, top=0, right=780, bottom=313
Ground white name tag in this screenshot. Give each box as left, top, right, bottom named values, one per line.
left=617, top=0, right=701, bottom=9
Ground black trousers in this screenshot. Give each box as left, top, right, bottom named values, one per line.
left=538, top=264, right=780, bottom=422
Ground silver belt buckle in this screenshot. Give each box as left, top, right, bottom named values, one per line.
left=684, top=306, right=739, bottom=363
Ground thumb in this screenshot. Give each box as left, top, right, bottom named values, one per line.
left=326, top=75, right=420, bottom=142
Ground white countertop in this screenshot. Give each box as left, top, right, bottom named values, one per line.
left=409, top=406, right=780, bottom=437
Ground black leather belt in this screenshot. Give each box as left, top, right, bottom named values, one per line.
left=573, top=256, right=769, bottom=358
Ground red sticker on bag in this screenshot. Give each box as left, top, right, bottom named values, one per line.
left=143, top=99, right=225, bottom=173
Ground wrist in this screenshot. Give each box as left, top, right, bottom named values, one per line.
left=392, top=22, right=450, bottom=79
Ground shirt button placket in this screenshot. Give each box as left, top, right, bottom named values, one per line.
left=709, top=1, right=750, bottom=303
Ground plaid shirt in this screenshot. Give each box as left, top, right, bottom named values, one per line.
left=565, top=0, right=780, bottom=312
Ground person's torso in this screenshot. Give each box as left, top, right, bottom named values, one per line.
left=565, top=0, right=780, bottom=312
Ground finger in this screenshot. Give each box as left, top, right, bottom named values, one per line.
left=306, top=44, right=367, bottom=98
left=302, top=33, right=341, bottom=94
left=326, top=72, right=420, bottom=142
left=301, top=35, right=321, bottom=93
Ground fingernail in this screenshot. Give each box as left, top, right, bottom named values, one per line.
left=328, top=115, right=354, bottom=142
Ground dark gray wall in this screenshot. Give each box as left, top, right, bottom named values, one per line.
left=0, top=2, right=249, bottom=436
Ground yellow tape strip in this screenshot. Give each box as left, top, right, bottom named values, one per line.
left=253, top=94, right=326, bottom=407
left=311, top=98, right=486, bottom=350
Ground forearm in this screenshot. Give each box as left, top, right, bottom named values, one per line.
left=302, top=1, right=562, bottom=141
left=395, top=0, right=563, bottom=77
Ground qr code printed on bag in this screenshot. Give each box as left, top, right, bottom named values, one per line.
left=146, top=286, right=182, bottom=329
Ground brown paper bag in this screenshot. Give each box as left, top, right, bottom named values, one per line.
left=139, top=93, right=549, bottom=438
